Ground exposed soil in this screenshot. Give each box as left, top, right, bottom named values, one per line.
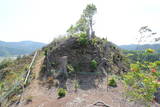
left=15, top=55, right=158, bottom=107
left=17, top=78, right=157, bottom=107
left=11, top=38, right=158, bottom=107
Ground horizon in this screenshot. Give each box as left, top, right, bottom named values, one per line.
left=1, top=0, right=160, bottom=45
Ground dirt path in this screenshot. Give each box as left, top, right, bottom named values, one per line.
left=17, top=81, right=141, bottom=107
left=17, top=56, right=50, bottom=107
left=16, top=56, right=158, bottom=107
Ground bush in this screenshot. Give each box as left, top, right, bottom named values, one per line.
left=67, top=64, right=74, bottom=73
left=91, top=38, right=98, bottom=46
left=58, top=88, right=66, bottom=97
left=145, top=48, right=155, bottom=53
left=0, top=59, right=13, bottom=70
left=90, top=59, right=98, bottom=69
left=77, top=32, right=88, bottom=46
left=108, top=78, right=117, bottom=87
left=73, top=80, right=79, bottom=92
left=123, top=61, right=160, bottom=104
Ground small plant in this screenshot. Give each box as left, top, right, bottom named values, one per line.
left=91, top=38, right=98, bottom=46
left=73, top=80, right=79, bottom=92
left=10, top=96, right=20, bottom=104
left=67, top=64, right=75, bottom=73
left=123, top=61, right=160, bottom=104
left=145, top=48, right=155, bottom=53
left=58, top=88, right=67, bottom=98
left=0, top=59, right=13, bottom=70
left=77, top=32, right=88, bottom=46
left=90, top=59, right=98, bottom=69
left=108, top=78, right=117, bottom=87
left=44, top=48, right=49, bottom=56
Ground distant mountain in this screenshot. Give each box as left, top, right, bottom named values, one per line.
left=0, top=41, right=46, bottom=57
left=119, top=44, right=160, bottom=51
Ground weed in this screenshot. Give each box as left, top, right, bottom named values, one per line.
left=108, top=78, right=117, bottom=87
left=57, top=88, right=67, bottom=98
left=90, top=59, right=98, bottom=69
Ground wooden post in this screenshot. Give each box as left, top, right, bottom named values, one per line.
left=59, top=56, right=68, bottom=77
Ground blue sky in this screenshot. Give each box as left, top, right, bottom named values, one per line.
left=0, top=0, right=160, bottom=45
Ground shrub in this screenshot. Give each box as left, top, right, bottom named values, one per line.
left=73, top=80, right=79, bottom=92
left=44, top=47, right=49, bottom=56
left=108, top=78, right=117, bottom=87
left=58, top=88, right=66, bottom=97
left=90, top=59, right=98, bottom=69
left=145, top=48, right=155, bottom=53
left=91, top=38, right=98, bottom=46
left=123, top=61, right=160, bottom=104
left=0, top=59, right=13, bottom=70
left=77, top=32, right=88, bottom=46
left=67, top=64, right=74, bottom=73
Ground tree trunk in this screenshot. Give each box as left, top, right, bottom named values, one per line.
left=88, top=18, right=93, bottom=39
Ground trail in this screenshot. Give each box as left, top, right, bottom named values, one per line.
left=15, top=55, right=158, bottom=107
left=17, top=56, right=52, bottom=107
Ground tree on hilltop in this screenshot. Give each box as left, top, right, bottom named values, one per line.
left=67, top=4, right=97, bottom=39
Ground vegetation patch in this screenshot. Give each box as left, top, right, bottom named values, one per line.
left=57, top=88, right=67, bottom=98
left=77, top=32, right=88, bottom=46
left=123, top=59, right=160, bottom=105
left=67, top=64, right=75, bottom=74
left=90, top=59, right=98, bottom=69
left=108, top=78, right=117, bottom=87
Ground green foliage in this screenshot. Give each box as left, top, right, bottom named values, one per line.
left=73, top=80, right=79, bottom=92
left=0, top=55, right=33, bottom=105
left=44, top=48, right=48, bottom=56
left=155, top=61, right=160, bottom=66
left=108, top=78, right=117, bottom=87
left=67, top=64, right=75, bottom=73
left=67, top=25, right=76, bottom=35
left=0, top=59, right=13, bottom=70
left=123, top=50, right=160, bottom=63
left=77, top=32, right=88, bottom=46
left=57, top=88, right=67, bottom=97
left=123, top=61, right=160, bottom=103
left=90, top=59, right=98, bottom=69
left=83, top=4, right=97, bottom=19
left=130, top=63, right=140, bottom=72
left=91, top=38, right=98, bottom=46
left=0, top=41, right=45, bottom=57
left=145, top=48, right=155, bottom=53
left=67, top=4, right=97, bottom=37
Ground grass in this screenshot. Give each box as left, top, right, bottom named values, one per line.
left=0, top=55, right=33, bottom=106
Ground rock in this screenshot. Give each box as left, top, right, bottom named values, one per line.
left=41, top=36, right=129, bottom=81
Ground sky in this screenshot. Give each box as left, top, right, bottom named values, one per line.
left=0, top=0, right=160, bottom=45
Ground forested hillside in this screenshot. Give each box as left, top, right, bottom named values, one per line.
left=0, top=41, right=46, bottom=57
left=119, top=44, right=160, bottom=51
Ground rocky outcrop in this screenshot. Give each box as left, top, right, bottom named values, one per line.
left=40, top=36, right=129, bottom=79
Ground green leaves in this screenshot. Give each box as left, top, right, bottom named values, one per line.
left=67, top=4, right=97, bottom=38
left=130, top=63, right=140, bottom=72
left=108, top=78, right=117, bottom=87
left=124, top=61, right=160, bottom=103
left=57, top=88, right=67, bottom=98
left=83, top=4, right=97, bottom=19
left=145, top=48, right=155, bottom=53
left=67, top=64, right=75, bottom=73
left=77, top=32, right=89, bottom=46
left=90, top=59, right=98, bottom=69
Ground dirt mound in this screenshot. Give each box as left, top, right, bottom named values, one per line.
left=40, top=36, right=129, bottom=86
